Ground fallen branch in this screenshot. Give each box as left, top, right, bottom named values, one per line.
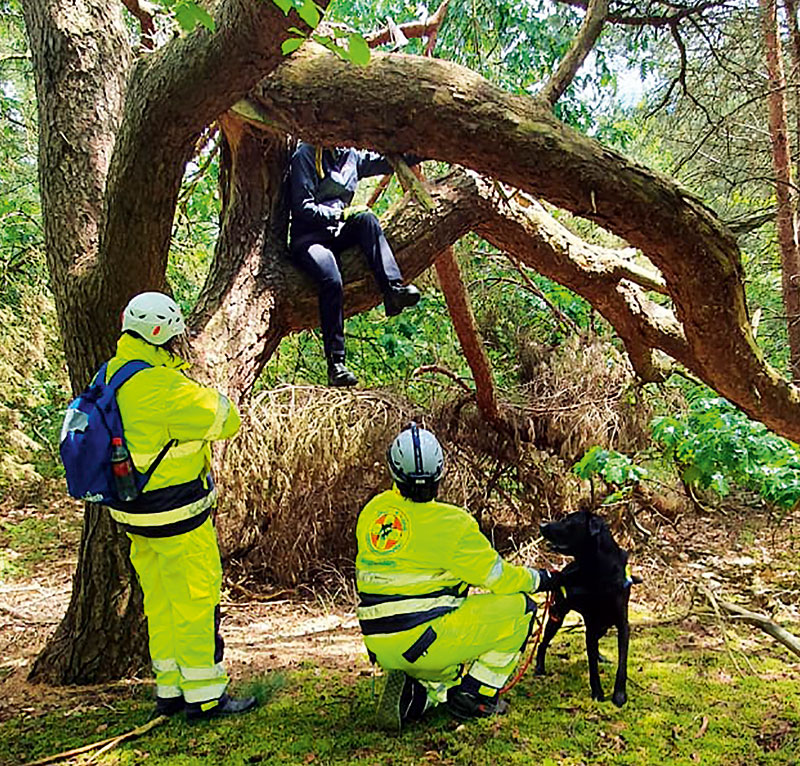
left=715, top=597, right=800, bottom=660
left=22, top=715, right=167, bottom=766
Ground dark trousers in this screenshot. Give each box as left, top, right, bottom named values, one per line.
left=290, top=211, right=403, bottom=360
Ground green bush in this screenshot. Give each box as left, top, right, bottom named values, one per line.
left=652, top=397, right=800, bottom=510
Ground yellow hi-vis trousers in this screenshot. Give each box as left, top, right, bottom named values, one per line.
left=128, top=517, right=229, bottom=704
left=363, top=592, right=535, bottom=702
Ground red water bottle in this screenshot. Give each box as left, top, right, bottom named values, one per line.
left=111, top=437, right=138, bottom=502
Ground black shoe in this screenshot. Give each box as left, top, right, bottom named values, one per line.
left=327, top=361, right=358, bottom=387
left=155, top=695, right=184, bottom=716
left=375, top=671, right=428, bottom=732
left=384, top=284, right=421, bottom=317
left=185, top=693, right=258, bottom=721
left=446, top=687, right=509, bottom=721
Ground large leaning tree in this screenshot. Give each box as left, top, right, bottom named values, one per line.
left=21, top=0, right=798, bottom=684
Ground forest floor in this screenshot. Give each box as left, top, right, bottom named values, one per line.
left=1, top=488, right=799, bottom=765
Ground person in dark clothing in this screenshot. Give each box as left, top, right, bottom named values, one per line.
left=289, top=142, right=422, bottom=387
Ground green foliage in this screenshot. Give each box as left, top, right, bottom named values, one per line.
left=574, top=445, right=648, bottom=487
left=154, top=0, right=216, bottom=32
left=652, top=397, right=800, bottom=510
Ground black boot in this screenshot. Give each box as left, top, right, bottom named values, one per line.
left=327, top=358, right=358, bottom=387
left=384, top=284, right=421, bottom=317
left=446, top=686, right=509, bottom=721
left=375, top=670, right=429, bottom=732
left=185, top=693, right=258, bottom=721
left=155, top=695, right=185, bottom=716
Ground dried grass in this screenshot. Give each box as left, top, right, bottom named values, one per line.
left=217, top=385, right=592, bottom=588
left=517, top=334, right=651, bottom=460
left=217, top=386, right=415, bottom=586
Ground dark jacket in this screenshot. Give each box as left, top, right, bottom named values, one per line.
left=288, top=143, right=403, bottom=245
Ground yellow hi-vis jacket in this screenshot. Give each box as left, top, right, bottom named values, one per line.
left=104, top=333, right=240, bottom=537
left=355, top=486, right=541, bottom=635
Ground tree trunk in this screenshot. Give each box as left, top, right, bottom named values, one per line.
left=434, top=248, right=501, bottom=424
left=21, top=0, right=151, bottom=685
left=761, top=0, right=800, bottom=382
left=191, top=116, right=290, bottom=399
left=23, top=0, right=330, bottom=684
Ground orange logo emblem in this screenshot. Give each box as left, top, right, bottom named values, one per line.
left=368, top=511, right=408, bottom=554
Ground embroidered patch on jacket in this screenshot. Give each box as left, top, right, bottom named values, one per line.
left=367, top=510, right=409, bottom=554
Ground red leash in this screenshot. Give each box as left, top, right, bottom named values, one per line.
left=500, top=591, right=553, bottom=695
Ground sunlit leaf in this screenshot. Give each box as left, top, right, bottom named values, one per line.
left=281, top=36, right=306, bottom=55
left=347, top=33, right=371, bottom=67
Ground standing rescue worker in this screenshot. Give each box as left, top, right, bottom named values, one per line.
left=107, top=292, right=256, bottom=721
left=289, top=142, right=422, bottom=387
left=355, top=423, right=561, bottom=730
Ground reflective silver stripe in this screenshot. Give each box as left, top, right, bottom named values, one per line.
left=152, top=658, right=179, bottom=673
left=179, top=662, right=226, bottom=681
left=205, top=395, right=230, bottom=440
left=356, top=595, right=464, bottom=621
left=183, top=683, right=228, bottom=704
left=480, top=650, right=518, bottom=667
left=156, top=685, right=182, bottom=698
left=467, top=661, right=513, bottom=689
left=357, top=569, right=459, bottom=589
left=484, top=556, right=505, bottom=588
left=108, top=487, right=217, bottom=527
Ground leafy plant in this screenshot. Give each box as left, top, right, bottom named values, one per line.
left=573, top=445, right=648, bottom=504
left=652, top=396, right=800, bottom=510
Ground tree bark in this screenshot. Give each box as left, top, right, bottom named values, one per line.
left=434, top=247, right=501, bottom=423
left=21, top=0, right=149, bottom=685
left=763, top=0, right=800, bottom=381
left=190, top=117, right=290, bottom=399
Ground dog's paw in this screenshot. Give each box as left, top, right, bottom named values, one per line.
left=591, top=690, right=605, bottom=702
left=533, top=664, right=547, bottom=676
left=611, top=690, right=627, bottom=708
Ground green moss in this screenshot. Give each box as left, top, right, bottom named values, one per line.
left=1, top=629, right=798, bottom=766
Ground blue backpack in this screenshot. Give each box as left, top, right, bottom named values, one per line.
left=59, top=360, right=173, bottom=505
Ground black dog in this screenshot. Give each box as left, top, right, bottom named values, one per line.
left=536, top=510, right=641, bottom=707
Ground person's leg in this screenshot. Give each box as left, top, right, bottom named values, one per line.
left=128, top=533, right=183, bottom=714
left=151, top=518, right=255, bottom=719
left=367, top=592, right=536, bottom=722
left=291, top=240, right=345, bottom=361
left=336, top=212, right=419, bottom=316
left=291, top=239, right=356, bottom=386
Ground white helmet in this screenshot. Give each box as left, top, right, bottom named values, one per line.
left=387, top=422, right=444, bottom=502
left=121, top=292, right=186, bottom=346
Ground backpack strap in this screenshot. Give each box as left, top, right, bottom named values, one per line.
left=106, top=359, right=152, bottom=390
left=138, top=437, right=178, bottom=490
left=104, top=360, right=176, bottom=491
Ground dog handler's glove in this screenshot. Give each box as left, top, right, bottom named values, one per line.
left=529, top=568, right=561, bottom=593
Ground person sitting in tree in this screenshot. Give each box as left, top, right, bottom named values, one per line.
left=288, top=142, right=422, bottom=387
left=355, top=423, right=562, bottom=730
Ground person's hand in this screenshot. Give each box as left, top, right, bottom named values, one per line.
left=533, top=568, right=562, bottom=593
left=342, top=204, right=370, bottom=220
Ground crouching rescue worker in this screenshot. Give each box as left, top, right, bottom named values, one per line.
left=355, top=423, right=561, bottom=731
left=108, top=292, right=256, bottom=721
left=288, top=142, right=422, bottom=387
